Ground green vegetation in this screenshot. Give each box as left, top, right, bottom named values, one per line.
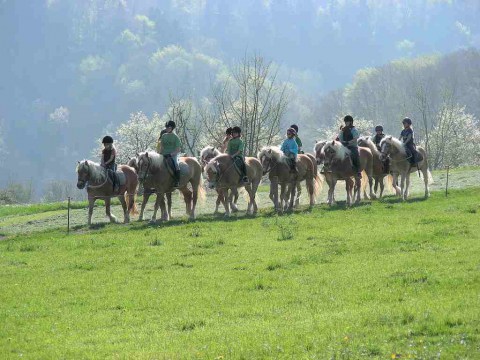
left=1, top=187, right=479, bottom=358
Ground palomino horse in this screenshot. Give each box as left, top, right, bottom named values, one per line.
left=136, top=151, right=204, bottom=221
left=76, top=160, right=138, bottom=225
left=320, top=141, right=376, bottom=206
left=379, top=136, right=432, bottom=200
left=204, top=154, right=262, bottom=216
left=257, top=146, right=320, bottom=212
left=357, top=136, right=393, bottom=198
left=314, top=140, right=339, bottom=204
left=200, top=146, right=239, bottom=213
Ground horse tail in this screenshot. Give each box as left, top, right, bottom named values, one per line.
left=360, top=171, right=368, bottom=195
left=385, top=174, right=394, bottom=194
left=313, top=173, right=323, bottom=198
left=126, top=192, right=138, bottom=215
left=196, top=170, right=207, bottom=204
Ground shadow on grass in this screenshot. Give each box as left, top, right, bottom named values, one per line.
left=379, top=195, right=429, bottom=204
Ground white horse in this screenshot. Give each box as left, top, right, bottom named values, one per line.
left=379, top=136, right=433, bottom=200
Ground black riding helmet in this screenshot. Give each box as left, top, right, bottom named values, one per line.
left=290, top=124, right=299, bottom=133
left=232, top=126, right=241, bottom=134
left=166, top=120, right=176, bottom=129
left=344, top=115, right=354, bottom=124
left=287, top=127, right=297, bottom=136
left=375, top=125, right=383, bottom=132
left=102, top=135, right=113, bottom=144
left=402, top=117, right=412, bottom=125
left=225, top=127, right=233, bottom=135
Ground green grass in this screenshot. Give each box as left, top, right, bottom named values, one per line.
left=0, top=187, right=479, bottom=358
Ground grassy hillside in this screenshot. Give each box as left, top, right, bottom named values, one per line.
left=0, top=187, right=479, bottom=358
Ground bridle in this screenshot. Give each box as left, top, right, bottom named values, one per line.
left=138, top=156, right=152, bottom=183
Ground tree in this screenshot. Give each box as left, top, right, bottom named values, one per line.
left=427, top=105, right=480, bottom=169
left=202, top=54, right=288, bottom=156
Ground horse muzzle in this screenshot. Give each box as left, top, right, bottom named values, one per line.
left=207, top=181, right=216, bottom=189
left=77, top=181, right=86, bottom=189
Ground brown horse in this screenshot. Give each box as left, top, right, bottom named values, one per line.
left=379, top=136, right=433, bottom=200
left=314, top=140, right=340, bottom=204
left=200, top=145, right=239, bottom=213
left=76, top=160, right=138, bottom=226
left=136, top=151, right=205, bottom=221
left=257, top=146, right=319, bottom=212
left=320, top=141, right=375, bottom=206
left=357, top=136, right=393, bottom=198
left=204, top=154, right=262, bottom=216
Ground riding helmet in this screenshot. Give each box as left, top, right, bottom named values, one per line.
left=402, top=117, right=412, bottom=125
left=375, top=125, right=383, bottom=132
left=166, top=120, right=176, bottom=129
left=287, top=127, right=297, bottom=136
left=290, top=124, right=299, bottom=133
left=232, top=126, right=241, bottom=134
left=225, top=127, right=233, bottom=135
left=343, top=115, right=354, bottom=124
left=102, top=135, right=113, bottom=144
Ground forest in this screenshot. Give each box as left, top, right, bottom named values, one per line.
left=0, top=0, right=479, bottom=202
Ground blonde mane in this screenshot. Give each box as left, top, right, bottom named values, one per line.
left=380, top=136, right=406, bottom=155
left=322, top=141, right=349, bottom=160
left=314, top=140, right=327, bottom=154
left=138, top=150, right=164, bottom=170
left=257, top=146, right=288, bottom=164
left=358, top=136, right=380, bottom=156
left=76, top=160, right=106, bottom=183
left=200, top=146, right=221, bottom=160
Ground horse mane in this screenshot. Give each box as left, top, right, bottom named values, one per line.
left=200, top=146, right=220, bottom=160
left=380, top=136, right=406, bottom=155
left=257, top=146, right=288, bottom=164
left=76, top=160, right=105, bottom=182
left=314, top=140, right=327, bottom=154
left=138, top=150, right=164, bottom=170
left=358, top=136, right=380, bottom=155
left=322, top=141, right=349, bottom=160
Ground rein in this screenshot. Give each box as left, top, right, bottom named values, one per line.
left=86, top=169, right=110, bottom=189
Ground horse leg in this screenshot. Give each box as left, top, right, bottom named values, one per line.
left=182, top=188, right=193, bottom=217
left=306, top=179, right=315, bottom=207
left=379, top=177, right=385, bottom=199
left=223, top=189, right=231, bottom=217
left=159, top=194, right=168, bottom=221
left=374, top=178, right=379, bottom=195
left=295, top=182, right=301, bottom=207
left=346, top=179, right=353, bottom=207
left=230, top=188, right=239, bottom=213
left=422, top=167, right=430, bottom=198
left=87, top=197, right=96, bottom=226
left=355, top=177, right=361, bottom=204
left=191, top=183, right=198, bottom=221
left=118, top=194, right=129, bottom=223
left=139, top=191, right=151, bottom=221
left=405, top=172, right=411, bottom=199
left=214, top=191, right=222, bottom=214
left=105, top=197, right=117, bottom=223
left=288, top=181, right=296, bottom=211
left=167, top=192, right=173, bottom=219
left=251, top=180, right=259, bottom=215
left=393, top=173, right=401, bottom=196
left=368, top=175, right=376, bottom=199
left=151, top=194, right=161, bottom=222
left=400, top=174, right=406, bottom=201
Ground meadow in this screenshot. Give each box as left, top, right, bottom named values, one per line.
left=0, top=168, right=479, bottom=358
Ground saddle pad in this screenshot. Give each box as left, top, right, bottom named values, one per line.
left=115, top=171, right=127, bottom=186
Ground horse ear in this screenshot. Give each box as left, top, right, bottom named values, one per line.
left=77, top=160, right=80, bottom=164
left=268, top=149, right=272, bottom=154
left=331, top=140, right=335, bottom=145
left=146, top=152, right=149, bottom=158
left=136, top=152, right=139, bottom=157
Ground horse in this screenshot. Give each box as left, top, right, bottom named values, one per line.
left=320, top=141, right=376, bottom=206
left=379, top=136, right=433, bottom=200
left=76, top=160, right=138, bottom=226
left=357, top=136, right=393, bottom=198
left=314, top=140, right=339, bottom=204
left=199, top=145, right=239, bottom=213
left=257, top=146, right=319, bottom=212
left=136, top=151, right=205, bottom=221
left=204, top=154, right=262, bottom=216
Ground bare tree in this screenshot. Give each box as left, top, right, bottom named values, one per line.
left=164, top=95, right=203, bottom=156
left=202, top=54, right=289, bottom=156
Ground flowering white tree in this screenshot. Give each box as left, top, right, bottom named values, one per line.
left=317, top=115, right=374, bottom=142
left=427, top=105, right=480, bottom=169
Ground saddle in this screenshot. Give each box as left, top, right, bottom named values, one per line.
left=106, top=169, right=126, bottom=189
left=163, top=156, right=178, bottom=177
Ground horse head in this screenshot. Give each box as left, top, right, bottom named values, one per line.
left=136, top=152, right=152, bottom=183
left=314, top=140, right=327, bottom=165
left=76, top=160, right=90, bottom=189
left=258, top=147, right=275, bottom=175
left=379, top=136, right=393, bottom=161
left=205, top=160, right=220, bottom=189
left=357, top=136, right=369, bottom=147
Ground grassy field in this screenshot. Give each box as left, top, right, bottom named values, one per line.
left=0, top=183, right=479, bottom=358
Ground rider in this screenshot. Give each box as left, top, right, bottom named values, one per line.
left=290, top=124, right=303, bottom=154
left=338, top=115, right=361, bottom=178
left=101, top=135, right=119, bottom=192
left=156, top=122, right=169, bottom=153
left=400, top=117, right=417, bottom=165
left=159, top=120, right=181, bottom=187
left=281, top=127, right=299, bottom=173
left=227, top=126, right=249, bottom=183
left=220, top=127, right=233, bottom=153
left=371, top=125, right=389, bottom=173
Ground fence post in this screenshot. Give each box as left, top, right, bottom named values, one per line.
left=67, top=196, right=71, bottom=234
left=445, top=166, right=449, bottom=197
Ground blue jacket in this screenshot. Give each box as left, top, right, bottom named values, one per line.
left=280, top=138, right=298, bottom=156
